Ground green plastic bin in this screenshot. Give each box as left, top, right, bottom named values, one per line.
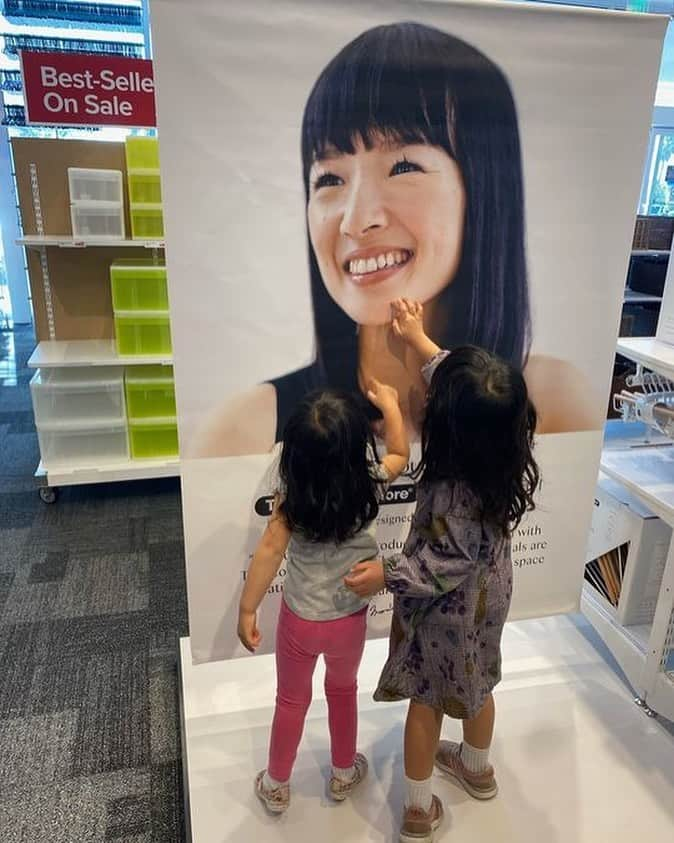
left=129, top=418, right=179, bottom=459
left=128, top=173, right=162, bottom=204
left=110, top=260, right=168, bottom=312
left=114, top=311, right=172, bottom=356
left=130, top=206, right=164, bottom=240
left=125, top=366, right=176, bottom=419
left=125, top=136, right=160, bottom=171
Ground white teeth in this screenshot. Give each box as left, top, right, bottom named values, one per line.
left=349, top=250, right=411, bottom=275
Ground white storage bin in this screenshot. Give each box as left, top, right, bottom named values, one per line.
left=68, top=168, right=123, bottom=203
left=586, top=473, right=671, bottom=625
left=30, top=368, right=125, bottom=427
left=70, top=202, right=125, bottom=239
left=37, top=420, right=129, bottom=468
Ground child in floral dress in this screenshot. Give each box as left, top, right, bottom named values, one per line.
left=346, top=299, right=540, bottom=843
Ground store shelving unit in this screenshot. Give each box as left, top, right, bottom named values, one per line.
left=581, top=344, right=674, bottom=721
left=13, top=137, right=178, bottom=502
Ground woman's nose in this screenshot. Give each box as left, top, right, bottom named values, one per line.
left=339, top=180, right=388, bottom=238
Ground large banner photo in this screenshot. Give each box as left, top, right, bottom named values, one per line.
left=151, top=0, right=667, bottom=662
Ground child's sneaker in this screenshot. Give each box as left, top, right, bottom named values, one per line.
left=329, top=752, right=368, bottom=801
left=254, top=770, right=290, bottom=813
left=399, top=794, right=444, bottom=843
left=435, top=740, right=498, bottom=800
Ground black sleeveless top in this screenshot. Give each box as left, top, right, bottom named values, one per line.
left=269, top=361, right=380, bottom=442
left=269, top=363, right=326, bottom=442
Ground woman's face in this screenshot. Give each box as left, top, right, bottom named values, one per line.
left=307, top=138, right=465, bottom=326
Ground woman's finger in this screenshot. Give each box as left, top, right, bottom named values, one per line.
left=392, top=318, right=401, bottom=337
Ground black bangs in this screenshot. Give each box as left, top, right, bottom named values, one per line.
left=301, top=22, right=458, bottom=190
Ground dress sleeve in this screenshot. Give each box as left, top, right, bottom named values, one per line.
left=421, top=350, right=451, bottom=385
left=384, top=512, right=480, bottom=598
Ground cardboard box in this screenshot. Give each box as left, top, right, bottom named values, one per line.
left=586, top=474, right=670, bottom=626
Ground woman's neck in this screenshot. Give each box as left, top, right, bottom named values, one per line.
left=357, top=301, right=443, bottom=435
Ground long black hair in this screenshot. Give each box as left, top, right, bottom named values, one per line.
left=278, top=389, right=382, bottom=543
left=301, top=22, right=530, bottom=391
left=415, top=347, right=539, bottom=535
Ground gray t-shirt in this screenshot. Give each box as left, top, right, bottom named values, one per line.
left=281, top=449, right=388, bottom=622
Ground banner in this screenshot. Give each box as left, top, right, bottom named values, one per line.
left=151, top=0, right=667, bottom=663
left=20, top=51, right=156, bottom=127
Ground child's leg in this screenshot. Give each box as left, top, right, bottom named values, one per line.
left=405, top=702, right=443, bottom=779
left=267, top=603, right=319, bottom=783
left=463, top=692, right=495, bottom=750
left=323, top=608, right=367, bottom=771
left=403, top=702, right=443, bottom=811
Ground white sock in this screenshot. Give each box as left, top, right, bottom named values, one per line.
left=460, top=740, right=490, bottom=774
left=404, top=774, right=433, bottom=813
left=332, top=764, right=356, bottom=782
left=263, top=771, right=287, bottom=790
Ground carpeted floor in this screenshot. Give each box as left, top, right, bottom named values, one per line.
left=0, top=325, right=187, bottom=842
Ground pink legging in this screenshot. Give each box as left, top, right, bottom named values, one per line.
left=267, top=599, right=368, bottom=782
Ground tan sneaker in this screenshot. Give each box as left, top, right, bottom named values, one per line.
left=254, top=770, right=290, bottom=813
left=399, top=794, right=444, bottom=843
left=329, top=752, right=368, bottom=801
left=435, top=740, right=498, bottom=800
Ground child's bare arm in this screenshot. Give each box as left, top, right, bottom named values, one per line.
left=367, top=379, right=409, bottom=482
left=392, top=298, right=441, bottom=365
left=238, top=501, right=291, bottom=651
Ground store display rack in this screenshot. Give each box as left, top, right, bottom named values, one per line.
left=582, top=341, right=674, bottom=722
left=15, top=138, right=179, bottom=503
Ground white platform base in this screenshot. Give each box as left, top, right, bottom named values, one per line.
left=179, top=615, right=674, bottom=843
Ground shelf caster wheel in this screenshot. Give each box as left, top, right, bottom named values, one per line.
left=634, top=697, right=656, bottom=717
left=39, top=486, right=58, bottom=504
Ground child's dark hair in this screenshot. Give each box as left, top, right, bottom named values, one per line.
left=415, top=347, right=539, bottom=534
left=278, top=390, right=382, bottom=543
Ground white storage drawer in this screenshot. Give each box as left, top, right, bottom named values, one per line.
left=30, top=368, right=125, bottom=427
left=68, top=168, right=123, bottom=203
left=70, top=202, right=125, bottom=239
left=37, top=420, right=129, bottom=468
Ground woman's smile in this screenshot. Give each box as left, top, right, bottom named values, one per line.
left=343, top=247, right=415, bottom=287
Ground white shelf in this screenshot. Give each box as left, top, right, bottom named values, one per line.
left=580, top=586, right=648, bottom=696
left=615, top=337, right=674, bottom=381
left=631, top=249, right=670, bottom=257
left=600, top=445, right=674, bottom=527
left=28, top=340, right=173, bottom=368
left=36, top=456, right=180, bottom=488
left=623, top=289, right=663, bottom=304
left=17, top=235, right=165, bottom=249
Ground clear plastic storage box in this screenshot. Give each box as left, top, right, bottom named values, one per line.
left=37, top=420, right=129, bottom=467
left=30, top=368, right=125, bottom=427
left=68, top=168, right=123, bottom=203
left=71, top=203, right=125, bottom=239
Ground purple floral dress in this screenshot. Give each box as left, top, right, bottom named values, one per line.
left=374, top=482, right=512, bottom=719
left=373, top=354, right=513, bottom=720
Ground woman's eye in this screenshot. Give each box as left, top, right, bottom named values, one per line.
left=390, top=158, right=424, bottom=176
left=313, top=172, right=343, bottom=190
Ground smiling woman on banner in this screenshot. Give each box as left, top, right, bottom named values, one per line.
left=191, top=21, right=601, bottom=458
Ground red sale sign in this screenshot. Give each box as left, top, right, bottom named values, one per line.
left=20, top=51, right=156, bottom=128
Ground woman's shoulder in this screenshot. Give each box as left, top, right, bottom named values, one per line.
left=188, top=383, right=277, bottom=458
left=523, top=353, right=603, bottom=434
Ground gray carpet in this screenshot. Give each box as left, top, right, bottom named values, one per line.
left=0, top=326, right=187, bottom=842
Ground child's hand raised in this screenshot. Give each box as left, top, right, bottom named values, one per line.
left=367, top=378, right=400, bottom=415
left=237, top=609, right=262, bottom=653
left=344, top=560, right=386, bottom=597
left=391, top=298, right=424, bottom=343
